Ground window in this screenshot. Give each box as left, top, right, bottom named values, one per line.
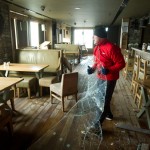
left=30, top=21, right=39, bottom=47
left=13, top=19, right=28, bottom=49
left=74, top=29, right=93, bottom=48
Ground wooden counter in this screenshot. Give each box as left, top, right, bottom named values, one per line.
left=131, top=47, right=150, bottom=60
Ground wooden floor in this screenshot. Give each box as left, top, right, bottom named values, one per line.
left=0, top=56, right=150, bottom=150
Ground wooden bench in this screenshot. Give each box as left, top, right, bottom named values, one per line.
left=11, top=49, right=63, bottom=97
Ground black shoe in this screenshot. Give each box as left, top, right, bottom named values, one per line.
left=106, top=114, right=113, bottom=121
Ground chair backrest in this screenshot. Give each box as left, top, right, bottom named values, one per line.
left=61, top=72, right=78, bottom=96
left=132, top=55, right=140, bottom=80
left=138, top=58, right=150, bottom=81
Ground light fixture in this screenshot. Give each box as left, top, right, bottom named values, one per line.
left=75, top=7, right=80, bottom=10
left=41, top=5, right=45, bottom=11
left=105, top=27, right=109, bottom=32
left=41, top=24, right=46, bottom=31
left=10, top=10, right=28, bottom=17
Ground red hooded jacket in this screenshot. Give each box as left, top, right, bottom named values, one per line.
left=92, top=39, right=125, bottom=80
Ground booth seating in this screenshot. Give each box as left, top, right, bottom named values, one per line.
left=16, top=77, right=37, bottom=98
left=11, top=49, right=63, bottom=97
left=54, top=44, right=80, bottom=64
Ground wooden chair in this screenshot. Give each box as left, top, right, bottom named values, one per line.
left=0, top=89, right=15, bottom=110
left=131, top=55, right=140, bottom=95
left=79, top=45, right=88, bottom=57
left=0, top=103, right=13, bottom=136
left=62, top=57, right=72, bottom=73
left=122, top=52, right=134, bottom=78
left=50, top=72, right=78, bottom=112
left=39, top=76, right=58, bottom=96
left=134, top=58, right=150, bottom=108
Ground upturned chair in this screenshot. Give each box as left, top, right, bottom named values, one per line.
left=50, top=72, right=78, bottom=112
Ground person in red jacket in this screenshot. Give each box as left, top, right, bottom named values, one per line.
left=87, top=27, right=125, bottom=131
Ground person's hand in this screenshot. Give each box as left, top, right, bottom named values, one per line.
left=101, top=67, right=109, bottom=75
left=87, top=66, right=95, bottom=75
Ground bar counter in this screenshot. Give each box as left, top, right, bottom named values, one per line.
left=131, top=47, right=150, bottom=60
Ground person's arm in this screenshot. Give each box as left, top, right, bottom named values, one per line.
left=92, top=47, right=98, bottom=69
left=108, top=46, right=125, bottom=73
left=87, top=47, right=97, bottom=74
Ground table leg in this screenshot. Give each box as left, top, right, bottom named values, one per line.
left=0, top=71, right=5, bottom=77
left=35, top=71, right=43, bottom=97
left=146, top=107, right=150, bottom=128
left=137, top=87, right=150, bottom=129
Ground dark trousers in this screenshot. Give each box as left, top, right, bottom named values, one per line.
left=97, top=79, right=116, bottom=124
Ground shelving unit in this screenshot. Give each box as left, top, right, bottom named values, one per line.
left=120, top=18, right=129, bottom=49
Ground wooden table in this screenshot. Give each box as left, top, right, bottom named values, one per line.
left=0, top=63, right=49, bottom=79
left=135, top=80, right=150, bottom=129
left=0, top=77, right=24, bottom=110
left=0, top=77, right=24, bottom=92
left=0, top=63, right=49, bottom=97
left=131, top=47, right=150, bottom=61
left=0, top=77, right=23, bottom=136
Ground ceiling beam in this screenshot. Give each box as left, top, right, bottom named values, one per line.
left=110, top=0, right=130, bottom=26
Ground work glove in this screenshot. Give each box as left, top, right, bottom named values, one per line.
left=87, top=66, right=95, bottom=75
left=101, top=67, right=109, bottom=75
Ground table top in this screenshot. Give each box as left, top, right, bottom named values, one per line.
left=0, top=63, right=49, bottom=72
left=132, top=47, right=150, bottom=54
left=0, top=77, right=24, bottom=92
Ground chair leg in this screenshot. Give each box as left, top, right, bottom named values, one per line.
left=12, top=85, right=16, bottom=98
left=75, top=94, right=78, bottom=102
left=50, top=91, right=53, bottom=103
left=62, top=97, right=65, bottom=112
left=17, top=88, right=20, bottom=98
left=6, top=120, right=13, bottom=137
left=27, top=88, right=31, bottom=99
left=10, top=98, right=15, bottom=111
left=40, top=86, right=42, bottom=97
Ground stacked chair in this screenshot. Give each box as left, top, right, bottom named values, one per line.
left=131, top=55, right=140, bottom=95
left=134, top=57, right=150, bottom=108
